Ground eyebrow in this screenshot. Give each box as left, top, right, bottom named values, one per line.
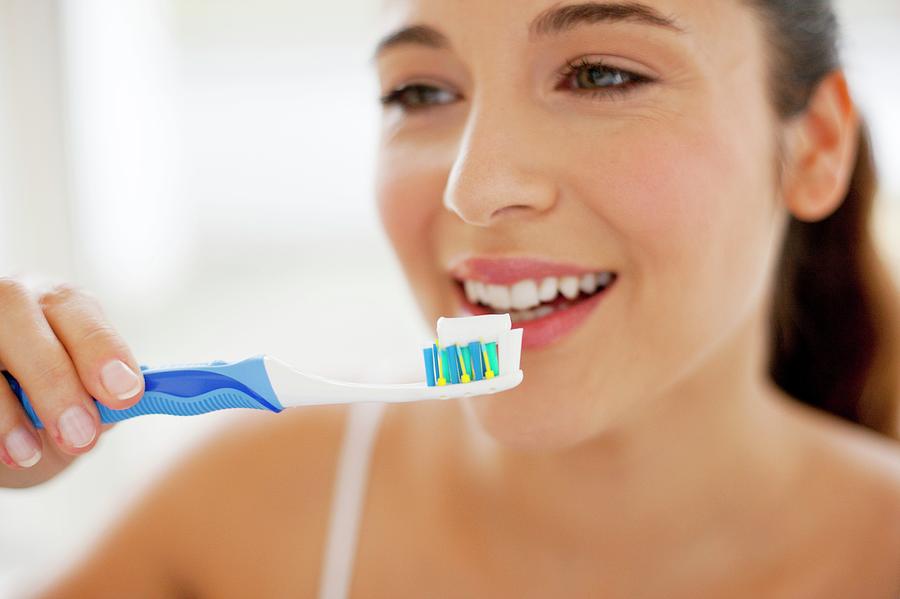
left=373, top=2, right=683, bottom=60
left=530, top=2, right=684, bottom=37
left=372, top=24, right=450, bottom=60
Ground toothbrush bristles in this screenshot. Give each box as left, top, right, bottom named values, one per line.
left=423, top=338, right=499, bottom=387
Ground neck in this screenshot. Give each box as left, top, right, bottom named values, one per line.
left=457, top=302, right=806, bottom=563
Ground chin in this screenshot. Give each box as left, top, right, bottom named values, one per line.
left=462, top=381, right=609, bottom=453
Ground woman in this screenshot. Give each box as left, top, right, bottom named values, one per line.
left=2, top=0, right=899, bottom=596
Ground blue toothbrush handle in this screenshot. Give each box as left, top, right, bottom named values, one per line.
left=3, top=356, right=284, bottom=429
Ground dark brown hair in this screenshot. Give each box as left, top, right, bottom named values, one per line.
left=749, top=1, right=900, bottom=437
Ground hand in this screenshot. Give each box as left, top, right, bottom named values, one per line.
left=0, top=277, right=144, bottom=487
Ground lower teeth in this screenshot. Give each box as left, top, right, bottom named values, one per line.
left=509, top=303, right=572, bottom=323
left=475, top=280, right=616, bottom=323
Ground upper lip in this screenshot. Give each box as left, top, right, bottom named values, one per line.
left=449, top=256, right=615, bottom=286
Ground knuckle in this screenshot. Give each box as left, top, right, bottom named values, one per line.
left=0, top=277, right=30, bottom=306
left=38, top=282, right=84, bottom=312
left=32, top=356, right=76, bottom=392
left=78, top=320, right=122, bottom=351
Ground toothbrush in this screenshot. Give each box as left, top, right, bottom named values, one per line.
left=3, top=314, right=523, bottom=429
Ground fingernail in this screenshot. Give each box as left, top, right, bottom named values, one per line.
left=5, top=426, right=42, bottom=468
left=101, top=359, right=142, bottom=400
left=58, top=405, right=97, bottom=448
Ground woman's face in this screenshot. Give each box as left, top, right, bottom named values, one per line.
left=374, top=0, right=788, bottom=449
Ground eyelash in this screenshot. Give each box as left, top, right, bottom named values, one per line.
left=380, top=59, right=653, bottom=112
left=556, top=57, right=653, bottom=100
left=379, top=84, right=455, bottom=112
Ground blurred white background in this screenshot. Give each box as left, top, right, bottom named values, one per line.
left=0, top=0, right=898, bottom=595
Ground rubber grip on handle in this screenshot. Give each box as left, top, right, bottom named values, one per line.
left=3, top=356, right=283, bottom=429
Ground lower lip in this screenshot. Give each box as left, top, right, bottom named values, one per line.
left=454, top=280, right=616, bottom=351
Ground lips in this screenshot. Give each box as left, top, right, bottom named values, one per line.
left=449, top=257, right=610, bottom=286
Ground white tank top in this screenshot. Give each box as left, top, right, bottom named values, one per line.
left=317, top=401, right=386, bottom=599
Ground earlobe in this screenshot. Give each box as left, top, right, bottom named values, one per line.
left=780, top=71, right=860, bottom=223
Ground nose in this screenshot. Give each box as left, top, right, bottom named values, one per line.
left=443, top=104, right=557, bottom=227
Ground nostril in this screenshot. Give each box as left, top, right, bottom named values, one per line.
left=489, top=205, right=534, bottom=220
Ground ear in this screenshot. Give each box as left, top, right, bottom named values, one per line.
left=780, top=71, right=860, bottom=223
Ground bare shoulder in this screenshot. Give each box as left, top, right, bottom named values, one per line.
left=779, top=399, right=900, bottom=596
left=42, top=405, right=351, bottom=599
left=777, top=393, right=900, bottom=488
left=158, top=405, right=353, bottom=596
left=810, top=408, right=900, bottom=496
left=823, top=430, right=900, bottom=596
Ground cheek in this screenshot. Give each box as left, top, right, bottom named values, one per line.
left=377, top=168, right=430, bottom=260
left=573, top=109, right=781, bottom=372
left=376, top=143, right=451, bottom=318
left=612, top=125, right=775, bottom=272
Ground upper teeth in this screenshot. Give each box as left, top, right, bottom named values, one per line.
left=463, top=272, right=614, bottom=311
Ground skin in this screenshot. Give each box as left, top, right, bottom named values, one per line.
left=4, top=0, right=900, bottom=597
left=0, top=282, right=138, bottom=487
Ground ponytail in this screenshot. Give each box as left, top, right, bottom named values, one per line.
left=769, top=123, right=900, bottom=437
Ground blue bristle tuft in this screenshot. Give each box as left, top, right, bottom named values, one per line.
left=446, top=345, right=460, bottom=384
left=423, top=347, right=436, bottom=387
left=468, top=341, right=484, bottom=381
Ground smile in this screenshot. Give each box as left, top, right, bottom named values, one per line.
left=449, top=258, right=618, bottom=350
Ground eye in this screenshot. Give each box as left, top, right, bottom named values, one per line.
left=557, top=58, right=653, bottom=99
left=380, top=83, right=459, bottom=112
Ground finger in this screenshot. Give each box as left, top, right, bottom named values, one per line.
left=0, top=278, right=100, bottom=454
left=39, top=284, right=144, bottom=409
left=0, top=380, right=43, bottom=469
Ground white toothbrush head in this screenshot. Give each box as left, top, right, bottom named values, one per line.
left=262, top=314, right=524, bottom=407
left=424, top=314, right=523, bottom=392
